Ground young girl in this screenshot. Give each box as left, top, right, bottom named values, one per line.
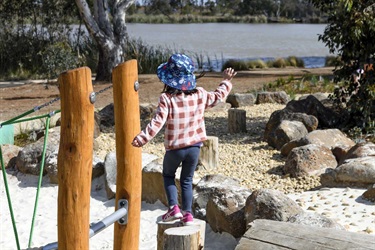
left=131, top=53, right=237, bottom=225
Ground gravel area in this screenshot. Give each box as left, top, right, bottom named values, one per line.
left=95, top=103, right=321, bottom=194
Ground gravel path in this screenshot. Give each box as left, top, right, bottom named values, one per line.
left=95, top=102, right=321, bottom=194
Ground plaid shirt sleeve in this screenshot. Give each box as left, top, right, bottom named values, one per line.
left=205, top=80, right=232, bottom=108
left=134, top=94, right=169, bottom=146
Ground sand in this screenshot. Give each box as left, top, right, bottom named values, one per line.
left=1, top=162, right=374, bottom=250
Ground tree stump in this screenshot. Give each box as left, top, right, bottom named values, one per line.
left=163, top=226, right=201, bottom=250
left=198, top=136, right=219, bottom=170
left=157, top=219, right=206, bottom=250
left=228, top=109, right=246, bottom=133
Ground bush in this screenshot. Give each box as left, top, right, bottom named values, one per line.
left=248, top=59, right=267, bottom=69
left=221, top=59, right=249, bottom=71
left=269, top=58, right=287, bottom=68
left=287, top=56, right=305, bottom=67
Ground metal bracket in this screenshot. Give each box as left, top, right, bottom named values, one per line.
left=134, top=81, right=140, bottom=91
left=89, top=92, right=96, bottom=104
left=118, top=199, right=128, bottom=225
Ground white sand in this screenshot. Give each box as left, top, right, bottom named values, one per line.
left=287, top=187, right=375, bottom=234
left=1, top=172, right=237, bottom=250
left=1, top=171, right=374, bottom=250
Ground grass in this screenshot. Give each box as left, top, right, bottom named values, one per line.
left=259, top=74, right=337, bottom=100
left=222, top=57, right=305, bottom=71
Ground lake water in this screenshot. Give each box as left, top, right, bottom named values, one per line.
left=127, top=23, right=332, bottom=69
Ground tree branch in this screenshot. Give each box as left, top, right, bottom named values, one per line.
left=75, top=0, right=109, bottom=46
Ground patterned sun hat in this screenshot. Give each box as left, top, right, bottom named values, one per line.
left=157, top=53, right=196, bottom=91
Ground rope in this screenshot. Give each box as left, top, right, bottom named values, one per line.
left=0, top=146, right=21, bottom=250
left=28, top=116, right=51, bottom=248
left=95, top=84, right=113, bottom=96
left=0, top=97, right=60, bottom=128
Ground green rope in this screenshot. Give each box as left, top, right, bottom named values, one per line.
left=28, top=117, right=51, bottom=248
left=1, top=108, right=36, bottom=127
left=0, top=145, right=21, bottom=250
left=1, top=96, right=60, bottom=128
left=6, top=110, right=61, bottom=126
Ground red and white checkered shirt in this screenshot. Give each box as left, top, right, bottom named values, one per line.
left=134, top=80, right=232, bottom=150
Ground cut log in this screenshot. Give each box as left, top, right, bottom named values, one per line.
left=163, top=226, right=201, bottom=250
left=198, top=136, right=219, bottom=170
left=157, top=219, right=206, bottom=250
left=235, top=219, right=375, bottom=250
left=228, top=109, right=246, bottom=133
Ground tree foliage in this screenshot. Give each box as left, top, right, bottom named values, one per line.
left=0, top=0, right=88, bottom=79
left=311, top=0, right=375, bottom=132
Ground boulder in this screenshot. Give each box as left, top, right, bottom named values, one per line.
left=244, top=188, right=303, bottom=226
left=271, top=120, right=308, bottom=150
left=338, top=142, right=375, bottom=165
left=256, top=91, right=289, bottom=104
left=195, top=175, right=251, bottom=238
left=141, top=159, right=169, bottom=205
left=98, top=103, right=115, bottom=128
left=321, top=156, right=375, bottom=187
left=0, top=144, right=21, bottom=169
left=264, top=109, right=318, bottom=148
left=193, top=174, right=251, bottom=220
left=103, top=151, right=159, bottom=200
left=16, top=127, right=61, bottom=176
left=280, top=129, right=355, bottom=157
left=285, top=95, right=340, bottom=128
left=362, top=184, right=375, bottom=202
left=206, top=195, right=247, bottom=238
left=226, top=93, right=256, bottom=108
left=284, top=144, right=337, bottom=178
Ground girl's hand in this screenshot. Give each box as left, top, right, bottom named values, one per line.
left=131, top=138, right=142, bottom=147
left=223, top=67, right=237, bottom=81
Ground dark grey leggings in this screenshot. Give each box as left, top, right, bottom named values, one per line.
left=162, top=146, right=200, bottom=213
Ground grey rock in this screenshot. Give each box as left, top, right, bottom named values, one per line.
left=226, top=93, right=256, bottom=108
left=272, top=120, right=308, bottom=150
left=256, top=91, right=289, bottom=104
left=284, top=144, right=337, bottom=178
left=244, top=188, right=303, bottom=226
left=281, top=128, right=355, bottom=157
left=321, top=156, right=375, bottom=187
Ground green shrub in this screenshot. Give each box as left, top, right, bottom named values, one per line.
left=287, top=56, right=305, bottom=67
left=248, top=59, right=267, bottom=69
left=221, top=59, right=249, bottom=71
left=271, top=58, right=287, bottom=68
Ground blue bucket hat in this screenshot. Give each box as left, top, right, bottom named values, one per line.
left=157, top=53, right=196, bottom=91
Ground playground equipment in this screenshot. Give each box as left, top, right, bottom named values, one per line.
left=1, top=60, right=141, bottom=249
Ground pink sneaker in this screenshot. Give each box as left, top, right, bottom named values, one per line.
left=181, top=212, right=194, bottom=226
left=162, top=205, right=183, bottom=222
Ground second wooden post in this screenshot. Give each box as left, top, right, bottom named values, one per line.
left=57, top=67, right=94, bottom=249
left=112, top=60, right=142, bottom=249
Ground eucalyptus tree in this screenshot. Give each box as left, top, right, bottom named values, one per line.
left=75, top=0, right=137, bottom=81
left=311, top=0, right=375, bottom=132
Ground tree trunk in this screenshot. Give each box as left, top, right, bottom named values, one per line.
left=96, top=44, right=123, bottom=81
left=75, top=0, right=135, bottom=81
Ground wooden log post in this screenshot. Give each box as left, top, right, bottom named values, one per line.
left=228, top=108, right=246, bottom=133
left=198, top=136, right=218, bottom=170
left=57, top=67, right=94, bottom=249
left=157, top=219, right=206, bottom=250
left=163, top=226, right=201, bottom=250
left=112, top=60, right=142, bottom=250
